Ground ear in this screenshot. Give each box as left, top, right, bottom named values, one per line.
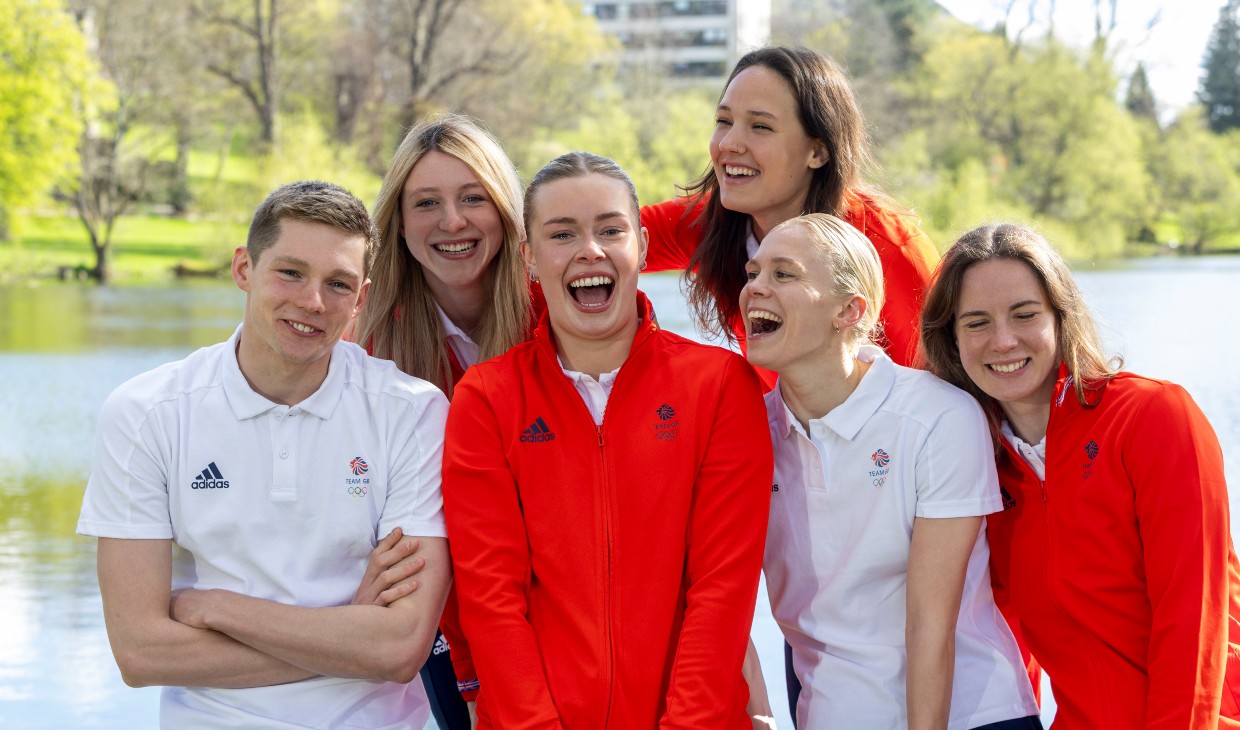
left=352, top=279, right=371, bottom=319
left=520, top=238, right=536, bottom=279
left=808, top=140, right=830, bottom=171
left=835, top=294, right=867, bottom=331
left=638, top=226, right=649, bottom=268
left=231, top=246, right=253, bottom=292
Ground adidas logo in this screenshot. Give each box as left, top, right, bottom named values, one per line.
left=432, top=634, right=450, bottom=656
left=190, top=461, right=230, bottom=490
left=519, top=416, right=556, bottom=443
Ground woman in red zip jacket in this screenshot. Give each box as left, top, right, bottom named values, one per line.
left=441, top=152, right=773, bottom=729
left=638, top=46, right=938, bottom=370
left=919, top=222, right=1240, bottom=729
left=351, top=113, right=541, bottom=729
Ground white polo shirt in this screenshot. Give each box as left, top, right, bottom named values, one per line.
left=764, top=346, right=1038, bottom=730
left=77, top=326, right=449, bottom=729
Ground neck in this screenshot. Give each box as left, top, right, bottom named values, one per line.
left=429, top=279, right=488, bottom=341
left=778, top=345, right=869, bottom=433
left=235, top=335, right=330, bottom=406
left=554, top=320, right=639, bottom=380
left=1001, top=400, right=1052, bottom=445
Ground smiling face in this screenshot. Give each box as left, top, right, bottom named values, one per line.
left=954, top=258, right=1061, bottom=415
left=522, top=173, right=648, bottom=357
left=400, top=150, right=504, bottom=302
left=740, top=225, right=857, bottom=375
left=710, top=64, right=828, bottom=239
left=233, top=217, right=370, bottom=378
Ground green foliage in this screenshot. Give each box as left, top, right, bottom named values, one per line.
left=0, top=0, right=100, bottom=236
left=907, top=30, right=1149, bottom=259
left=1149, top=107, right=1240, bottom=253
left=1126, top=63, right=1158, bottom=123
left=1200, top=0, right=1240, bottom=133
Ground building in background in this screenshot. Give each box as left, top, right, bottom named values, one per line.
left=580, top=0, right=772, bottom=85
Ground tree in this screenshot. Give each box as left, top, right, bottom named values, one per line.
left=194, top=0, right=280, bottom=145
left=1200, top=0, right=1240, bottom=133
left=1125, top=62, right=1157, bottom=122
left=0, top=0, right=95, bottom=240
left=1150, top=108, right=1240, bottom=253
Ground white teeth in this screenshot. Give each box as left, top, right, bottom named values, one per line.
left=434, top=241, right=477, bottom=254
left=725, top=165, right=757, bottom=176
left=290, top=322, right=315, bottom=334
left=990, top=359, right=1028, bottom=374
left=570, top=276, right=614, bottom=288
left=748, top=310, right=783, bottom=323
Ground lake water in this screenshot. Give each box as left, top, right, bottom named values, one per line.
left=2, top=258, right=1238, bottom=728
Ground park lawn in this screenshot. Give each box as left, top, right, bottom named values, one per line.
left=1, top=212, right=246, bottom=284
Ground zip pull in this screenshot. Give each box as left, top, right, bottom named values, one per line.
left=597, top=425, right=604, bottom=447
left=1040, top=480, right=1048, bottom=504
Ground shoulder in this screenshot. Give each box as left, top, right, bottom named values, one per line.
left=653, top=330, right=751, bottom=375
left=101, top=341, right=227, bottom=422
left=843, top=190, right=936, bottom=259
left=337, top=340, right=448, bottom=413
left=1098, top=371, right=1207, bottom=425
left=887, top=363, right=988, bottom=431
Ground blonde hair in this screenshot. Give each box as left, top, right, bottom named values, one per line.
left=353, top=114, right=529, bottom=397
left=771, top=213, right=885, bottom=351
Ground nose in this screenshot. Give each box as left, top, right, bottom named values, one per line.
left=439, top=203, right=467, bottom=233
left=992, top=319, right=1018, bottom=350
left=721, top=125, right=745, bottom=154
left=741, top=272, right=769, bottom=300
left=296, top=283, right=327, bottom=314
left=575, top=235, right=606, bottom=263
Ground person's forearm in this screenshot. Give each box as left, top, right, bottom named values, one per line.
left=179, top=587, right=444, bottom=684
left=110, top=616, right=315, bottom=689
left=743, top=638, right=776, bottom=726
left=906, top=625, right=954, bottom=730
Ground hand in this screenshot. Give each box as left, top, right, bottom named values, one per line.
left=169, top=587, right=216, bottom=629
left=468, top=700, right=478, bottom=729
left=351, top=527, right=426, bottom=607
left=751, top=716, right=777, bottom=729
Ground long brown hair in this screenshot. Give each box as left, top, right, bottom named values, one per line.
left=919, top=223, right=1121, bottom=427
left=685, top=46, right=871, bottom=340
left=353, top=114, right=529, bottom=397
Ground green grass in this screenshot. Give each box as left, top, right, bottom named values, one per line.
left=0, top=212, right=247, bottom=284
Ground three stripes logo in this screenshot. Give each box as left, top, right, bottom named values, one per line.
left=519, top=416, right=556, bottom=443
left=190, top=462, right=230, bottom=490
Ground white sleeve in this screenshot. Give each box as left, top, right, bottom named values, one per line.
left=378, top=389, right=449, bottom=540
left=77, top=385, right=174, bottom=539
left=913, top=395, right=1004, bottom=519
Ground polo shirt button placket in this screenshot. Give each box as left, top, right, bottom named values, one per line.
left=271, top=406, right=297, bottom=501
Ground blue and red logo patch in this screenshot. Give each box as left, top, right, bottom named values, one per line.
left=871, top=449, right=890, bottom=468
left=350, top=457, right=369, bottom=476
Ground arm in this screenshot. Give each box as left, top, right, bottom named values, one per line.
left=660, top=356, right=772, bottom=728
left=855, top=203, right=938, bottom=368
left=1126, top=385, right=1232, bottom=729
left=170, top=536, right=450, bottom=684
left=640, top=197, right=705, bottom=273
left=906, top=516, right=983, bottom=730
left=97, top=537, right=315, bottom=688
left=743, top=638, right=777, bottom=728
left=443, top=372, right=564, bottom=729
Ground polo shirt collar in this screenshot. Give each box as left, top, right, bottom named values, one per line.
left=222, top=324, right=347, bottom=421
left=769, top=345, right=895, bottom=442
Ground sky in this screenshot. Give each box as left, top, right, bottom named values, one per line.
left=936, top=0, right=1228, bottom=120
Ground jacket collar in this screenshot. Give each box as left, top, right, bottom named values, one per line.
left=533, top=290, right=659, bottom=365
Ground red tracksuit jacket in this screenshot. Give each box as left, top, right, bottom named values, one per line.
left=639, top=190, right=938, bottom=367
left=988, top=366, right=1240, bottom=729
left=442, top=292, right=773, bottom=729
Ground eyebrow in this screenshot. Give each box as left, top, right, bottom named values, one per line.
left=717, top=103, right=777, bottom=120
left=542, top=210, right=630, bottom=227
left=747, top=255, right=805, bottom=268
left=405, top=181, right=485, bottom=197
left=957, top=300, right=1042, bottom=318
left=269, top=255, right=362, bottom=282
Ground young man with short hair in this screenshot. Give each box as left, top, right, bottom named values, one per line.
left=78, top=180, right=451, bottom=728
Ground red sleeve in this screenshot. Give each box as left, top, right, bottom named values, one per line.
left=659, top=356, right=773, bottom=728
left=846, top=198, right=938, bottom=368
left=437, top=585, right=478, bottom=701
left=443, top=370, right=563, bottom=729
left=1126, top=384, right=1232, bottom=729
left=641, top=198, right=705, bottom=273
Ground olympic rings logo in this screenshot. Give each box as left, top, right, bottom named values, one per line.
left=348, top=485, right=368, bottom=497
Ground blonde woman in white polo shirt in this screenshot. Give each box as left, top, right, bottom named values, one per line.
left=741, top=213, right=1040, bottom=730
